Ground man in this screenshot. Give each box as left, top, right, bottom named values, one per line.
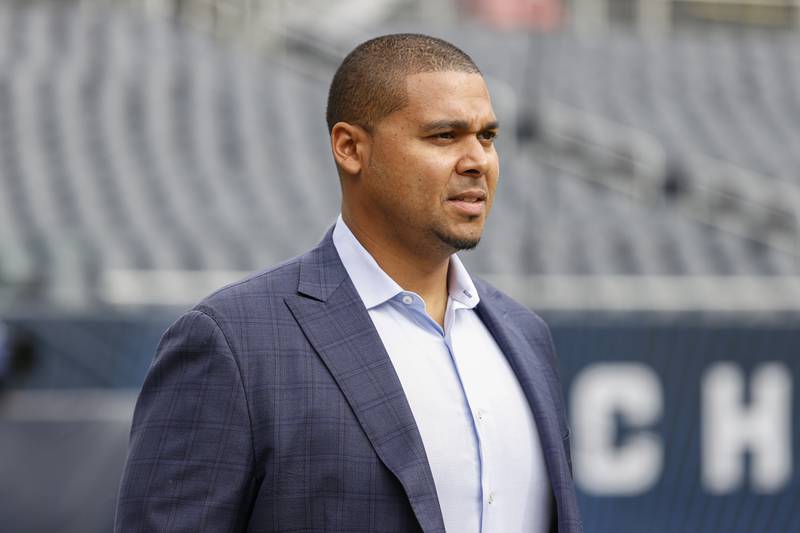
left=116, top=34, right=582, bottom=532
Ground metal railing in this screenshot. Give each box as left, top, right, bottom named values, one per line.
left=531, top=98, right=800, bottom=258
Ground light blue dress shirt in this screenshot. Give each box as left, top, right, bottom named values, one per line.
left=332, top=216, right=552, bottom=533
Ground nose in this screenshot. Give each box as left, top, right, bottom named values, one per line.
left=456, top=136, right=491, bottom=178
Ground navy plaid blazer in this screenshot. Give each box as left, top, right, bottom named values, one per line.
left=115, top=230, right=583, bottom=532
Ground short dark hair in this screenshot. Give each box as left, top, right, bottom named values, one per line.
left=326, top=33, right=481, bottom=133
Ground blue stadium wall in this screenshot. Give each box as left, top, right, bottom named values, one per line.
left=0, top=310, right=797, bottom=532
left=551, top=313, right=799, bottom=533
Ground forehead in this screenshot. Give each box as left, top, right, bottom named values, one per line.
left=399, top=71, right=496, bottom=127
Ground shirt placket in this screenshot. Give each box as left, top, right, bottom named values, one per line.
left=398, top=291, right=490, bottom=533
left=446, top=304, right=492, bottom=533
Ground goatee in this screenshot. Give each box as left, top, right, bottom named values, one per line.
left=434, top=229, right=481, bottom=251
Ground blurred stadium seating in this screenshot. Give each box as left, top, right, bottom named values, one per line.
left=0, top=1, right=798, bottom=310
left=1, top=1, right=799, bottom=532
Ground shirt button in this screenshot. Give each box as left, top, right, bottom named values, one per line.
left=476, top=409, right=485, bottom=421
left=487, top=492, right=495, bottom=505
left=402, top=295, right=413, bottom=305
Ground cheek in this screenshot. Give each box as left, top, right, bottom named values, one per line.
left=421, top=151, right=460, bottom=186
left=488, top=156, right=500, bottom=186
left=486, top=161, right=500, bottom=207
left=489, top=172, right=499, bottom=195
left=371, top=141, right=457, bottom=209
left=401, top=150, right=451, bottom=197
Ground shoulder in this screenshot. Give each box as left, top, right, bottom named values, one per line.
left=206, top=257, right=300, bottom=305
left=188, top=253, right=305, bottom=331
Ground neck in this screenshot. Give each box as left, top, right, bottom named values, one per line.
left=342, top=211, right=451, bottom=327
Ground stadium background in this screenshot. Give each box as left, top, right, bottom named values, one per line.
left=1, top=0, right=799, bottom=531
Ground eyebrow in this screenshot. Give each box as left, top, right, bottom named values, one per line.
left=420, top=119, right=500, bottom=132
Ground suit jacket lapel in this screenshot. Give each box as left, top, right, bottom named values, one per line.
left=284, top=233, right=446, bottom=533
left=473, top=281, right=571, bottom=525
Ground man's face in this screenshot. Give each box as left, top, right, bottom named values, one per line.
left=358, top=71, right=500, bottom=256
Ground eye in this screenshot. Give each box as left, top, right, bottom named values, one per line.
left=434, top=131, right=456, bottom=140
left=478, top=130, right=498, bottom=142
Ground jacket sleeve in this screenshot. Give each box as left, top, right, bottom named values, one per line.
left=115, top=310, right=257, bottom=532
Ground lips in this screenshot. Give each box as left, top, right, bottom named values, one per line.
left=449, top=190, right=487, bottom=202
left=447, top=189, right=487, bottom=216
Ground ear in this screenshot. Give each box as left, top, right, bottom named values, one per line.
left=330, top=122, right=370, bottom=177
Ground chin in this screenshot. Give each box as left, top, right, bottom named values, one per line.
left=449, top=238, right=480, bottom=251
left=434, top=229, right=482, bottom=251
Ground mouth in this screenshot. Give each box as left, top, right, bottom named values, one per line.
left=446, top=190, right=487, bottom=217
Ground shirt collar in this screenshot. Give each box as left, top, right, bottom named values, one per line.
left=447, top=253, right=480, bottom=309
left=332, top=215, right=480, bottom=311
